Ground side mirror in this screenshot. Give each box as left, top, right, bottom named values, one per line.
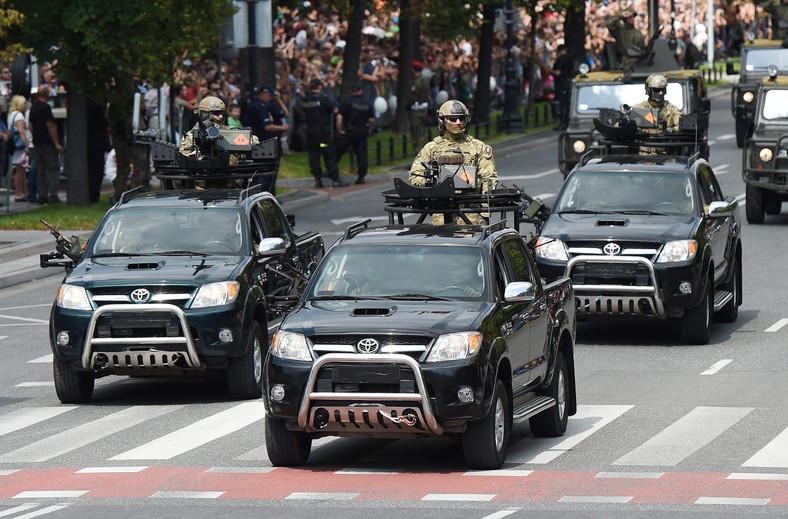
left=707, top=200, right=732, bottom=217
left=504, top=281, right=535, bottom=303
left=257, top=237, right=286, bottom=256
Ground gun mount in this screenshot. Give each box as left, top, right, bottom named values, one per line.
left=39, top=219, right=84, bottom=271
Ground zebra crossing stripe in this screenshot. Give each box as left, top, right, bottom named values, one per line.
left=0, top=504, right=40, bottom=517
left=110, top=401, right=262, bottom=460
left=0, top=406, right=177, bottom=463
left=741, top=426, right=788, bottom=468
left=0, top=407, right=76, bottom=437
left=613, top=406, right=753, bottom=466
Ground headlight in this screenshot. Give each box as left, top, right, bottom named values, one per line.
left=56, top=284, right=91, bottom=310
left=426, top=332, right=482, bottom=362
left=272, top=331, right=311, bottom=361
left=759, top=147, right=773, bottom=162
left=742, top=91, right=754, bottom=103
left=535, top=236, right=568, bottom=261
left=191, top=281, right=240, bottom=308
left=572, top=140, right=586, bottom=153
left=657, top=240, right=697, bottom=263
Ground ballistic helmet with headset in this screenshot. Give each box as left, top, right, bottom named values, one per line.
left=437, top=100, right=470, bottom=134
left=645, top=74, right=668, bottom=106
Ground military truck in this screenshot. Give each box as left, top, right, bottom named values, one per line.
left=741, top=68, right=788, bottom=223
left=731, top=38, right=788, bottom=147
left=558, top=67, right=709, bottom=177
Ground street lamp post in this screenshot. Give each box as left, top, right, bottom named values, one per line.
left=501, top=0, right=522, bottom=132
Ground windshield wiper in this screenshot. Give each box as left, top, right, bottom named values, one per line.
left=387, top=293, right=452, bottom=301
left=610, top=210, right=668, bottom=216
left=90, top=252, right=157, bottom=258
left=557, top=209, right=609, bottom=215
left=158, top=250, right=208, bottom=256
left=310, top=294, right=386, bottom=300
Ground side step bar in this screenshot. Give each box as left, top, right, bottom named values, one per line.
left=512, top=396, right=555, bottom=424
left=713, top=290, right=733, bottom=313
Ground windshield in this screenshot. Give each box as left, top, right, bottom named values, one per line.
left=743, top=48, right=788, bottom=71
left=88, top=207, right=243, bottom=255
left=761, top=89, right=788, bottom=120
left=310, top=245, right=486, bottom=299
left=556, top=171, right=695, bottom=214
left=575, top=82, right=684, bottom=113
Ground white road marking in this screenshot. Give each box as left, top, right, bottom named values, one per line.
left=503, top=169, right=560, bottom=180
left=10, top=504, right=71, bottom=518
left=0, top=469, right=19, bottom=476
left=0, top=504, right=40, bottom=517
left=713, top=163, right=729, bottom=175
left=14, top=382, right=54, bottom=387
left=701, top=359, right=733, bottom=375
left=0, top=406, right=177, bottom=463
left=512, top=404, right=633, bottom=464
left=422, top=494, right=496, bottom=501
left=0, top=407, right=77, bottom=437
left=0, top=304, right=51, bottom=312
left=765, top=318, right=788, bottom=333
left=0, top=336, right=7, bottom=340
left=695, top=497, right=769, bottom=505
left=742, top=426, right=788, bottom=468
left=110, top=402, right=261, bottom=460
left=0, top=314, right=48, bottom=324
left=735, top=193, right=746, bottom=204
left=716, top=134, right=735, bottom=140
left=285, top=492, right=359, bottom=500
left=464, top=469, right=534, bottom=477
left=76, top=466, right=148, bottom=473
left=533, top=192, right=557, bottom=201
left=613, top=406, right=753, bottom=466
left=330, top=216, right=389, bottom=226
left=27, top=355, right=53, bottom=364
left=12, top=491, right=87, bottom=499
left=728, top=472, right=788, bottom=480
left=150, top=491, right=224, bottom=499
left=481, top=511, right=519, bottom=519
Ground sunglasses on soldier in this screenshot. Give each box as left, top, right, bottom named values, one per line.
left=445, top=115, right=466, bottom=123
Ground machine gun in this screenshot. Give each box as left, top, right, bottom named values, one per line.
left=39, top=219, right=83, bottom=271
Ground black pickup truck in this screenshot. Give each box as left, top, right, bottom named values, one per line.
left=41, top=188, right=323, bottom=403
left=263, top=221, right=576, bottom=470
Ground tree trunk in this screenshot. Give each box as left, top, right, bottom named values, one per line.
left=65, top=90, right=89, bottom=205
left=473, top=3, right=495, bottom=124
left=340, top=0, right=366, bottom=102
left=564, top=2, right=586, bottom=69
left=526, top=9, right=539, bottom=121
left=395, top=0, right=419, bottom=135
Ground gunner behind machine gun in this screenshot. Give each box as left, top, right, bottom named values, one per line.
left=178, top=96, right=258, bottom=159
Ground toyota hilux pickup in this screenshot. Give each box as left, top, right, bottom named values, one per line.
left=263, top=220, right=577, bottom=470
left=537, top=145, right=742, bottom=345
left=41, top=188, right=323, bottom=403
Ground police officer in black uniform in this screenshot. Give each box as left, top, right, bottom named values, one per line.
left=336, top=82, right=376, bottom=185
left=295, top=78, right=345, bottom=188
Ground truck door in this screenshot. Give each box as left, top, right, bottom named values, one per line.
left=250, top=200, right=293, bottom=299
left=697, top=165, right=731, bottom=282
left=493, top=243, right=530, bottom=392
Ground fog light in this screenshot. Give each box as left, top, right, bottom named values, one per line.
left=270, top=384, right=285, bottom=402
left=457, top=386, right=474, bottom=403
left=218, top=328, right=233, bottom=343
left=679, top=281, right=692, bottom=295
left=56, top=331, right=70, bottom=346
left=573, top=140, right=586, bottom=153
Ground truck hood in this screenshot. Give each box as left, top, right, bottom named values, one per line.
left=543, top=213, right=697, bottom=242
left=65, top=255, right=246, bottom=287
left=283, top=299, right=491, bottom=336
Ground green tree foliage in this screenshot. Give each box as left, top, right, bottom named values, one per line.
left=0, top=1, right=27, bottom=64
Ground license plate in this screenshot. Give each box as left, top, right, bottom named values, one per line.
left=332, top=365, right=401, bottom=384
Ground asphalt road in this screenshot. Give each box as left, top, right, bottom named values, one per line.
left=0, top=87, right=787, bottom=519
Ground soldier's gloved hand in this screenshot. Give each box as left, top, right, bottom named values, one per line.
left=665, top=127, right=675, bottom=134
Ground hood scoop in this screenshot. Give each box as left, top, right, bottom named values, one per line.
left=126, top=261, right=164, bottom=271
left=596, top=218, right=628, bottom=227
left=352, top=306, right=396, bottom=317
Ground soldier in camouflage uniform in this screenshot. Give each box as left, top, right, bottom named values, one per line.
left=606, top=7, right=648, bottom=74
left=409, top=100, right=499, bottom=224
left=407, top=60, right=431, bottom=152
left=634, top=74, right=683, bottom=154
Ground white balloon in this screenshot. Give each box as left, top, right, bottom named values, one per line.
left=373, top=96, right=388, bottom=114
left=490, top=76, right=497, bottom=91
left=388, top=95, right=397, bottom=111
left=436, top=90, right=449, bottom=105
left=421, top=68, right=432, bottom=80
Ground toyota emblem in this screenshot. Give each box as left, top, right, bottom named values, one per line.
left=130, top=288, right=151, bottom=303
left=602, top=243, right=621, bottom=256
left=356, top=338, right=380, bottom=354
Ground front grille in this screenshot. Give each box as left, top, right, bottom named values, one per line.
left=314, top=364, right=417, bottom=394
left=309, top=334, right=432, bottom=360
left=571, top=262, right=653, bottom=287
left=89, top=285, right=195, bottom=309
left=566, top=240, right=660, bottom=260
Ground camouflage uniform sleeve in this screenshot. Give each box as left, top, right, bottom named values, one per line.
left=179, top=124, right=197, bottom=156
left=409, top=141, right=436, bottom=186
left=664, top=103, right=682, bottom=132
left=473, top=139, right=498, bottom=193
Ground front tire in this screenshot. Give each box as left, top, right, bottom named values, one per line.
left=53, top=359, right=94, bottom=404
left=265, top=415, right=312, bottom=466
left=746, top=184, right=765, bottom=224
left=530, top=352, right=569, bottom=437
left=463, top=379, right=510, bottom=470
left=226, top=321, right=264, bottom=399
left=681, top=279, right=712, bottom=344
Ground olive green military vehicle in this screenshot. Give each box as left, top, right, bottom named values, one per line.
left=741, top=69, right=788, bottom=223
left=731, top=38, right=788, bottom=148
left=558, top=69, right=710, bottom=177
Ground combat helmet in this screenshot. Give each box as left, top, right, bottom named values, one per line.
left=645, top=74, right=668, bottom=106
left=437, top=100, right=470, bottom=135
left=197, top=95, right=226, bottom=122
